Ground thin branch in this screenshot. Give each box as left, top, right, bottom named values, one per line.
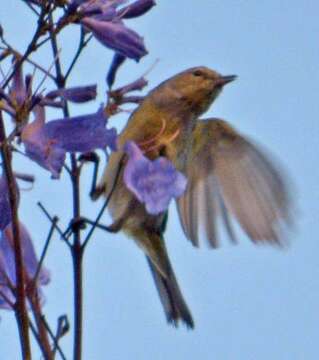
left=82, top=155, right=125, bottom=249
left=32, top=216, right=57, bottom=287
left=1, top=3, right=50, bottom=90
left=20, top=0, right=40, bottom=16
left=29, top=319, right=43, bottom=352
left=32, top=47, right=62, bottom=98
left=65, top=30, right=92, bottom=81
left=29, top=292, right=53, bottom=360
left=48, top=12, right=64, bottom=87
left=73, top=217, right=116, bottom=233
left=37, top=202, right=71, bottom=247
left=0, top=112, right=31, bottom=359
left=48, top=11, right=84, bottom=359
left=42, top=316, right=68, bottom=360
left=52, top=315, right=69, bottom=359
left=0, top=41, right=55, bottom=81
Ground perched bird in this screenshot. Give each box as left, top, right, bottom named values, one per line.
left=93, top=66, right=292, bottom=329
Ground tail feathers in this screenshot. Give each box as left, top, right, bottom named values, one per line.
left=147, top=257, right=194, bottom=329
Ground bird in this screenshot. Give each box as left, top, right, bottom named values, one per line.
left=93, top=66, right=292, bottom=329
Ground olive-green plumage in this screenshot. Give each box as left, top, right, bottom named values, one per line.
left=94, top=66, right=292, bottom=328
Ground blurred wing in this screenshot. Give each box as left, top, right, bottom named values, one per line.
left=176, top=118, right=292, bottom=248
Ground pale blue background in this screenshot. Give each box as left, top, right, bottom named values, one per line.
left=1, top=1, right=319, bottom=359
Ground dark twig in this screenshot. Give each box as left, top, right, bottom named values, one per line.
left=48, top=13, right=84, bottom=359
left=29, top=292, right=53, bottom=360
left=41, top=316, right=68, bottom=360
left=73, top=217, right=118, bottom=233
left=0, top=39, right=55, bottom=81
left=52, top=315, right=70, bottom=359
left=32, top=216, right=57, bottom=287
left=82, top=156, right=125, bottom=249
left=29, top=320, right=43, bottom=354
left=65, top=29, right=92, bottom=81
left=48, top=12, right=64, bottom=87
left=1, top=4, right=50, bottom=90
left=37, top=202, right=71, bottom=247
left=20, top=0, right=40, bottom=16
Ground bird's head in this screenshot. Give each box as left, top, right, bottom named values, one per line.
left=150, top=66, right=236, bottom=118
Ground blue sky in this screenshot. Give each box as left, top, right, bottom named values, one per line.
left=1, top=1, right=319, bottom=359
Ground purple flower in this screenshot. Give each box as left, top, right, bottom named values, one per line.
left=118, top=0, right=156, bottom=19
left=114, top=76, right=148, bottom=96
left=81, top=17, right=147, bottom=61
left=71, top=0, right=153, bottom=61
left=0, top=175, right=19, bottom=230
left=123, top=141, right=187, bottom=215
left=21, top=107, right=117, bottom=178
left=0, top=177, right=12, bottom=231
left=108, top=75, right=147, bottom=107
left=43, top=108, right=117, bottom=152
left=107, top=53, right=126, bottom=88
left=0, top=222, right=50, bottom=310
left=46, top=85, right=97, bottom=103
left=70, top=0, right=119, bottom=16
left=21, top=107, right=66, bottom=179
left=0, top=59, right=37, bottom=123
left=9, top=61, right=28, bottom=107
left=73, top=0, right=123, bottom=16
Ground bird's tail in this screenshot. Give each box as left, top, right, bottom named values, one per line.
left=146, top=255, right=194, bottom=329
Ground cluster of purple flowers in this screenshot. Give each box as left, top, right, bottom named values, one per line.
left=0, top=0, right=187, bottom=310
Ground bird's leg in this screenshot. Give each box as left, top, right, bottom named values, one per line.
left=78, top=152, right=100, bottom=198
left=73, top=216, right=124, bottom=233
left=74, top=199, right=137, bottom=234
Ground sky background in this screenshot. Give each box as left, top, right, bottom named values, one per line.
left=1, top=1, right=319, bottom=359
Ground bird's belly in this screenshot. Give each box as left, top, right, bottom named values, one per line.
left=108, top=177, right=165, bottom=235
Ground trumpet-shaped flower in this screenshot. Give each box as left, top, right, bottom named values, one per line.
left=0, top=222, right=50, bottom=310
left=21, top=106, right=117, bottom=178
left=123, top=141, right=187, bottom=215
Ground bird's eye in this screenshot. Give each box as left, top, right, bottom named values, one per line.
left=193, top=69, right=203, bottom=77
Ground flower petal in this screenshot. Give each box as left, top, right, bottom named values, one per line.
left=118, top=0, right=156, bottom=19
left=46, top=85, right=97, bottom=103
left=0, top=175, right=20, bottom=230
left=82, top=17, right=147, bottom=61
left=21, top=107, right=66, bottom=179
left=107, top=53, right=126, bottom=88
left=24, top=140, right=66, bottom=179
left=114, top=76, right=148, bottom=96
left=0, top=248, right=15, bottom=309
left=9, top=59, right=27, bottom=107
left=44, top=109, right=117, bottom=152
left=0, top=222, right=50, bottom=310
left=123, top=141, right=187, bottom=214
left=22, top=107, right=117, bottom=177
left=0, top=177, right=11, bottom=230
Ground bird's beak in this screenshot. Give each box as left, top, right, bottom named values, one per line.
left=216, top=75, right=237, bottom=86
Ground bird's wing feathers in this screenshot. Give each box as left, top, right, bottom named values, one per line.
left=176, top=118, right=292, bottom=247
